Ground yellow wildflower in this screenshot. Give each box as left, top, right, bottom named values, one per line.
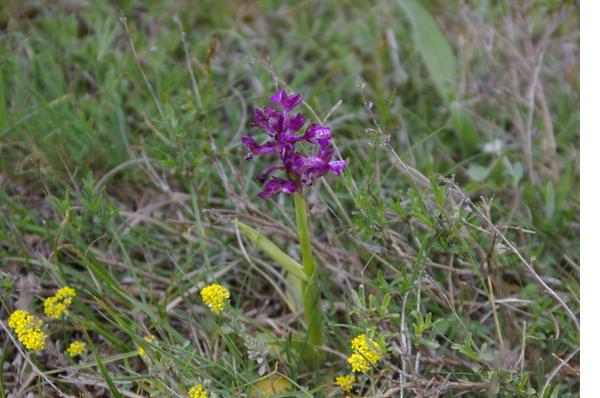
left=67, top=341, right=86, bottom=357
left=44, top=286, right=76, bottom=318
left=347, top=334, right=382, bottom=373
left=200, top=283, right=230, bottom=314
left=348, top=353, right=370, bottom=373
left=137, top=335, right=157, bottom=358
left=188, top=384, right=208, bottom=398
left=19, top=328, right=46, bottom=351
left=7, top=309, right=46, bottom=351
left=144, top=335, right=157, bottom=343
left=335, top=374, right=356, bottom=392
left=8, top=310, right=30, bottom=333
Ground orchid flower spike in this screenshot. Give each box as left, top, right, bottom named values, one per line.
left=241, top=90, right=346, bottom=198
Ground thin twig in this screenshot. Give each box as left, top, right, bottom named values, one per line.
left=450, top=183, right=580, bottom=330
left=541, top=347, right=580, bottom=395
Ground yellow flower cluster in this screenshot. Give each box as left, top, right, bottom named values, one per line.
left=44, top=286, right=76, bottom=318
left=188, top=384, right=208, bottom=398
left=7, top=310, right=46, bottom=351
left=335, top=374, right=356, bottom=392
left=137, top=335, right=157, bottom=358
left=347, top=334, right=382, bottom=373
left=67, top=340, right=86, bottom=357
left=200, top=284, right=230, bottom=314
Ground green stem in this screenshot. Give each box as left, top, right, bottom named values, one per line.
left=293, top=192, right=323, bottom=356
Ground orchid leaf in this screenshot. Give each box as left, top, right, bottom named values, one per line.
left=235, top=220, right=307, bottom=282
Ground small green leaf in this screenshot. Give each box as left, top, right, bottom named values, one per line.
left=467, top=164, right=491, bottom=182
left=380, top=293, right=392, bottom=315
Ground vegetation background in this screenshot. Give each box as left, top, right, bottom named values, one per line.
left=0, top=0, right=579, bottom=397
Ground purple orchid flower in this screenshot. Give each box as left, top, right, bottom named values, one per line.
left=241, top=90, right=346, bottom=199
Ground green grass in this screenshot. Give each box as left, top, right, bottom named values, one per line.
left=0, top=0, right=579, bottom=397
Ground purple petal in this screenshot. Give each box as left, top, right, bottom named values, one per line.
left=282, top=93, right=302, bottom=112
left=291, top=154, right=326, bottom=174
left=258, top=178, right=296, bottom=199
left=270, top=91, right=285, bottom=105
left=287, top=113, right=306, bottom=133
left=317, top=149, right=334, bottom=163
left=328, top=160, right=346, bottom=176
left=252, top=107, right=284, bottom=136
left=306, top=150, right=334, bottom=179
left=301, top=165, right=329, bottom=186
left=270, top=90, right=302, bottom=112
left=264, top=107, right=279, bottom=118
left=251, top=109, right=268, bottom=130
left=256, top=164, right=284, bottom=183
left=241, top=135, right=276, bottom=157
left=304, top=124, right=332, bottom=147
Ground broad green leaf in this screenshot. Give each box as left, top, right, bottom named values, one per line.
left=399, top=0, right=480, bottom=156
left=286, top=272, right=303, bottom=312
left=398, top=0, right=457, bottom=101
left=249, top=375, right=293, bottom=397
left=235, top=220, right=307, bottom=282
